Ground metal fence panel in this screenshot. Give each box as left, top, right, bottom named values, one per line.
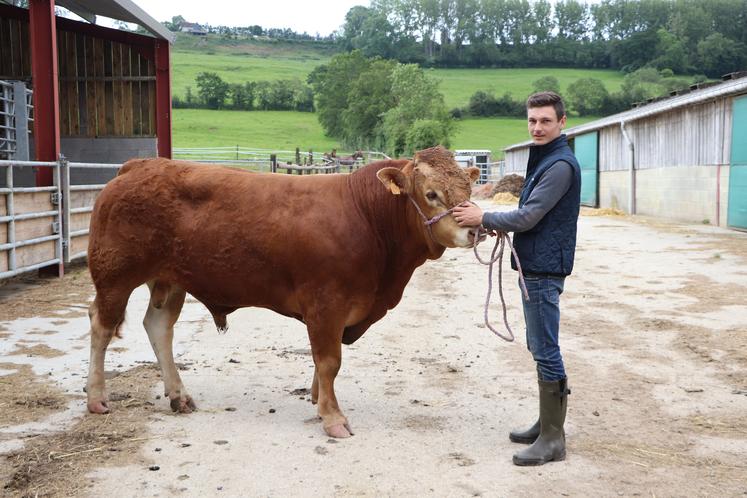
left=0, top=159, right=62, bottom=279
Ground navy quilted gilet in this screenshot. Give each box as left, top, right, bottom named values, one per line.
left=511, top=134, right=581, bottom=276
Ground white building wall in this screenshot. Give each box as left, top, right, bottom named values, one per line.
left=599, top=170, right=630, bottom=212
left=635, top=165, right=729, bottom=224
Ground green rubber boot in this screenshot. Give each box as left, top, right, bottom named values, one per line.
left=513, top=378, right=570, bottom=466
left=509, top=418, right=540, bottom=444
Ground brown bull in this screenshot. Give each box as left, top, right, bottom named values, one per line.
left=85, top=146, right=479, bottom=438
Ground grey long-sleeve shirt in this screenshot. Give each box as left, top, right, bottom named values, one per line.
left=482, top=161, right=573, bottom=233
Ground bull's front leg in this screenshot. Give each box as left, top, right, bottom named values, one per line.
left=306, top=315, right=352, bottom=438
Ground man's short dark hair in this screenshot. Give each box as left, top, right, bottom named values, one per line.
left=527, top=92, right=565, bottom=120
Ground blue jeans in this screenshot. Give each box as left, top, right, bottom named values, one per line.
left=520, top=275, right=566, bottom=382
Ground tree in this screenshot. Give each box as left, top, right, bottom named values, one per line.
left=229, top=83, right=251, bottom=110
left=380, top=64, right=453, bottom=156
left=340, top=59, right=398, bottom=147
left=195, top=72, right=229, bottom=109
left=468, top=90, right=499, bottom=117
left=308, top=51, right=371, bottom=138
left=566, top=77, right=609, bottom=116
left=340, top=6, right=373, bottom=52
left=163, top=15, right=185, bottom=32
left=532, top=76, right=561, bottom=95
left=652, top=28, right=689, bottom=74
left=619, top=68, right=659, bottom=104
left=254, top=81, right=273, bottom=110
left=554, top=0, right=588, bottom=41
left=405, top=119, right=451, bottom=153
left=531, top=0, right=554, bottom=44
left=293, top=85, right=315, bottom=112
left=697, top=33, right=747, bottom=78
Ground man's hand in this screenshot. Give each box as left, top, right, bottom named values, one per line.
left=453, top=202, right=484, bottom=227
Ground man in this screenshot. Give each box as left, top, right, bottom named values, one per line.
left=453, top=91, right=581, bottom=466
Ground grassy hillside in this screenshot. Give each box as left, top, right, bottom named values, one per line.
left=170, top=36, right=619, bottom=157
left=171, top=33, right=335, bottom=99
left=452, top=116, right=597, bottom=157
left=173, top=109, right=340, bottom=152
left=173, top=109, right=597, bottom=159
left=431, top=67, right=626, bottom=109
left=170, top=34, right=627, bottom=109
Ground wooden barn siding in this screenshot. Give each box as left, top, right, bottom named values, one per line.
left=0, top=16, right=155, bottom=138
left=58, top=30, right=156, bottom=138
left=600, top=98, right=733, bottom=171
left=0, top=15, right=30, bottom=79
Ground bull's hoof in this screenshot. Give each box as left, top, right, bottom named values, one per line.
left=324, top=423, right=353, bottom=438
left=87, top=399, right=110, bottom=414
left=170, top=395, right=197, bottom=414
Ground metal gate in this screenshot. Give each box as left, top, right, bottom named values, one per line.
left=728, top=95, right=747, bottom=229
left=1, top=158, right=120, bottom=280
left=574, top=131, right=599, bottom=207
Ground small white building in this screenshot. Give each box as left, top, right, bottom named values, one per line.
left=454, top=149, right=491, bottom=184
left=503, top=74, right=747, bottom=230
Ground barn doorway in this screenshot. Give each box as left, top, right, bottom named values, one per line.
left=574, top=131, right=599, bottom=207
left=728, top=94, right=747, bottom=230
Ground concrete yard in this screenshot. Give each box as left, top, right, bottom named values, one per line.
left=1, top=204, right=746, bottom=497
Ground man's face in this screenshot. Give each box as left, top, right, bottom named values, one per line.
left=527, top=106, right=566, bottom=145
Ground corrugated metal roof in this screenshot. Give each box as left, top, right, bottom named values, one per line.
left=55, top=0, right=174, bottom=43
left=504, top=76, right=747, bottom=152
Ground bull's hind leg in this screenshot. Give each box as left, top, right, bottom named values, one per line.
left=86, top=290, right=130, bottom=414
left=306, top=312, right=352, bottom=438
left=143, top=281, right=194, bottom=413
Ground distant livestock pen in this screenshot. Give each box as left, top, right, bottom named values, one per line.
left=503, top=73, right=747, bottom=231
left=172, top=146, right=387, bottom=174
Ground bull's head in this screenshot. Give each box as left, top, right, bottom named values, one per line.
left=377, top=146, right=480, bottom=248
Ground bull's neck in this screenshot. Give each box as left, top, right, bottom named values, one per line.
left=346, top=163, right=444, bottom=264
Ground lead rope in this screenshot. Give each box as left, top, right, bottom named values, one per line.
left=471, top=228, right=529, bottom=342
left=406, top=195, right=528, bottom=342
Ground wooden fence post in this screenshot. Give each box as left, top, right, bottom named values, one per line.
left=270, top=154, right=277, bottom=173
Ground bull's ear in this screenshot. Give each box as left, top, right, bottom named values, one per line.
left=465, top=167, right=480, bottom=184
left=376, top=167, right=410, bottom=195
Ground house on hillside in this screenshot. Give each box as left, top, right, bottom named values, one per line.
left=180, top=21, right=206, bottom=36
left=502, top=72, right=747, bottom=231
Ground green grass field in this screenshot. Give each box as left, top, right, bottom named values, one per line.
left=451, top=116, right=597, bottom=157
left=173, top=109, right=340, bottom=152
left=173, top=109, right=599, bottom=159
left=171, top=35, right=334, bottom=99
left=170, top=34, right=627, bottom=109
left=430, top=67, right=626, bottom=109
left=171, top=36, right=617, bottom=158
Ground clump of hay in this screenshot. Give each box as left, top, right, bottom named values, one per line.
left=581, top=207, right=627, bottom=217
left=0, top=363, right=68, bottom=427
left=471, top=182, right=495, bottom=200
left=493, top=192, right=519, bottom=205
left=2, top=364, right=161, bottom=498
left=491, top=174, right=524, bottom=197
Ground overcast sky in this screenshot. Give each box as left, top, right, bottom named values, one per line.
left=128, top=0, right=366, bottom=36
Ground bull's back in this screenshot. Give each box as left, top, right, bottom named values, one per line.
left=88, top=159, right=364, bottom=302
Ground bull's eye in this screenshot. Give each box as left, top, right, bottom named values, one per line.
left=426, top=191, right=438, bottom=201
